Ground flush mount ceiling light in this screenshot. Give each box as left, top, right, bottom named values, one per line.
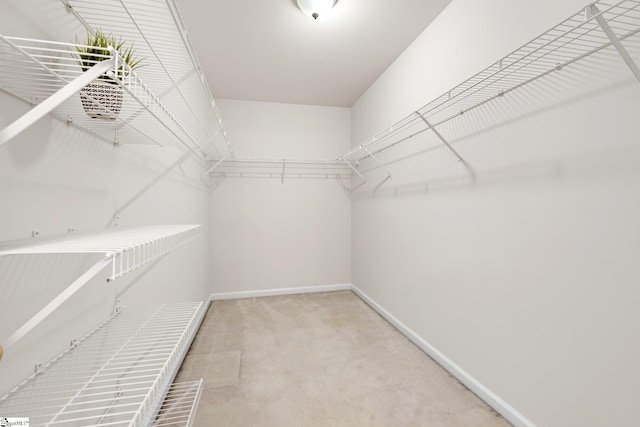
left=296, top=0, right=338, bottom=20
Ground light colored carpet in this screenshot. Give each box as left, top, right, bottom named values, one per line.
left=175, top=291, right=511, bottom=426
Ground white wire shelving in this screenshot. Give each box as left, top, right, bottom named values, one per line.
left=61, top=0, right=235, bottom=160
left=1, top=1, right=217, bottom=423
left=0, top=225, right=201, bottom=356
left=1, top=0, right=237, bottom=160
left=0, top=35, right=208, bottom=159
left=199, top=0, right=640, bottom=188
left=337, top=0, right=640, bottom=186
left=5, top=1, right=636, bottom=187
left=202, top=156, right=355, bottom=183
left=0, top=225, right=201, bottom=281
left=152, top=380, right=202, bottom=427
left=0, top=302, right=207, bottom=427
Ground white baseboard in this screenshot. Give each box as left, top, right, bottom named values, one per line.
left=350, top=284, right=536, bottom=427
left=210, top=283, right=352, bottom=301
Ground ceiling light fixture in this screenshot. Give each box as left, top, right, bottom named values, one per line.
left=296, top=0, right=338, bottom=20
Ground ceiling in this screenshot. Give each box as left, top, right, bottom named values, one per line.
left=175, top=0, right=453, bottom=107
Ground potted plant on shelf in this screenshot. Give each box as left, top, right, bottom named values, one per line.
left=73, top=29, right=143, bottom=121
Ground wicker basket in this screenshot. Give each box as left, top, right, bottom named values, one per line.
left=80, top=80, right=123, bottom=120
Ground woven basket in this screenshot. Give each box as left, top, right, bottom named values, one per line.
left=80, top=80, right=123, bottom=120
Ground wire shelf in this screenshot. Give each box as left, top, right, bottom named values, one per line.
left=151, top=380, right=202, bottom=427
left=341, top=0, right=640, bottom=163
left=0, top=302, right=206, bottom=427
left=0, top=225, right=201, bottom=282
left=62, top=0, right=234, bottom=159
left=0, top=35, right=209, bottom=157
left=202, top=157, right=355, bottom=182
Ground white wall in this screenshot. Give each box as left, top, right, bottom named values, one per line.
left=351, top=1, right=640, bottom=426
left=4, top=0, right=640, bottom=424
left=210, top=99, right=351, bottom=293
left=0, top=5, right=212, bottom=396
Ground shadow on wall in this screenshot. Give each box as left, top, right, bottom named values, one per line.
left=0, top=251, right=117, bottom=395
left=352, top=143, right=640, bottom=200
left=0, top=252, right=114, bottom=342
left=351, top=46, right=640, bottom=200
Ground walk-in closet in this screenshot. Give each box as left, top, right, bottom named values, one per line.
left=1, top=0, right=639, bottom=426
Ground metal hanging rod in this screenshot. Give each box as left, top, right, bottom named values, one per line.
left=211, top=157, right=354, bottom=166
left=208, top=172, right=353, bottom=180
left=202, top=157, right=354, bottom=179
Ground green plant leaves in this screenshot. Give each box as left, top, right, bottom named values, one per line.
left=73, top=29, right=144, bottom=81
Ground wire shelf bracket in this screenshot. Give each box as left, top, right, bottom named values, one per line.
left=338, top=0, right=640, bottom=173
left=0, top=47, right=115, bottom=147
left=201, top=154, right=230, bottom=180
left=0, top=35, right=211, bottom=159
left=415, top=112, right=477, bottom=183
left=111, top=151, right=195, bottom=226
left=60, top=0, right=236, bottom=159
left=343, top=159, right=367, bottom=192
left=589, top=4, right=640, bottom=82
left=0, top=225, right=201, bottom=358
left=362, top=145, right=393, bottom=191
left=0, top=302, right=207, bottom=427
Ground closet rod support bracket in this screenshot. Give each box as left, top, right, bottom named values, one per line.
left=362, top=146, right=392, bottom=179
left=111, top=151, right=193, bottom=226
left=0, top=256, right=112, bottom=356
left=201, top=154, right=229, bottom=180
left=341, top=158, right=367, bottom=192
left=415, top=112, right=476, bottom=183
left=0, top=56, right=115, bottom=147
left=590, top=5, right=640, bottom=83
